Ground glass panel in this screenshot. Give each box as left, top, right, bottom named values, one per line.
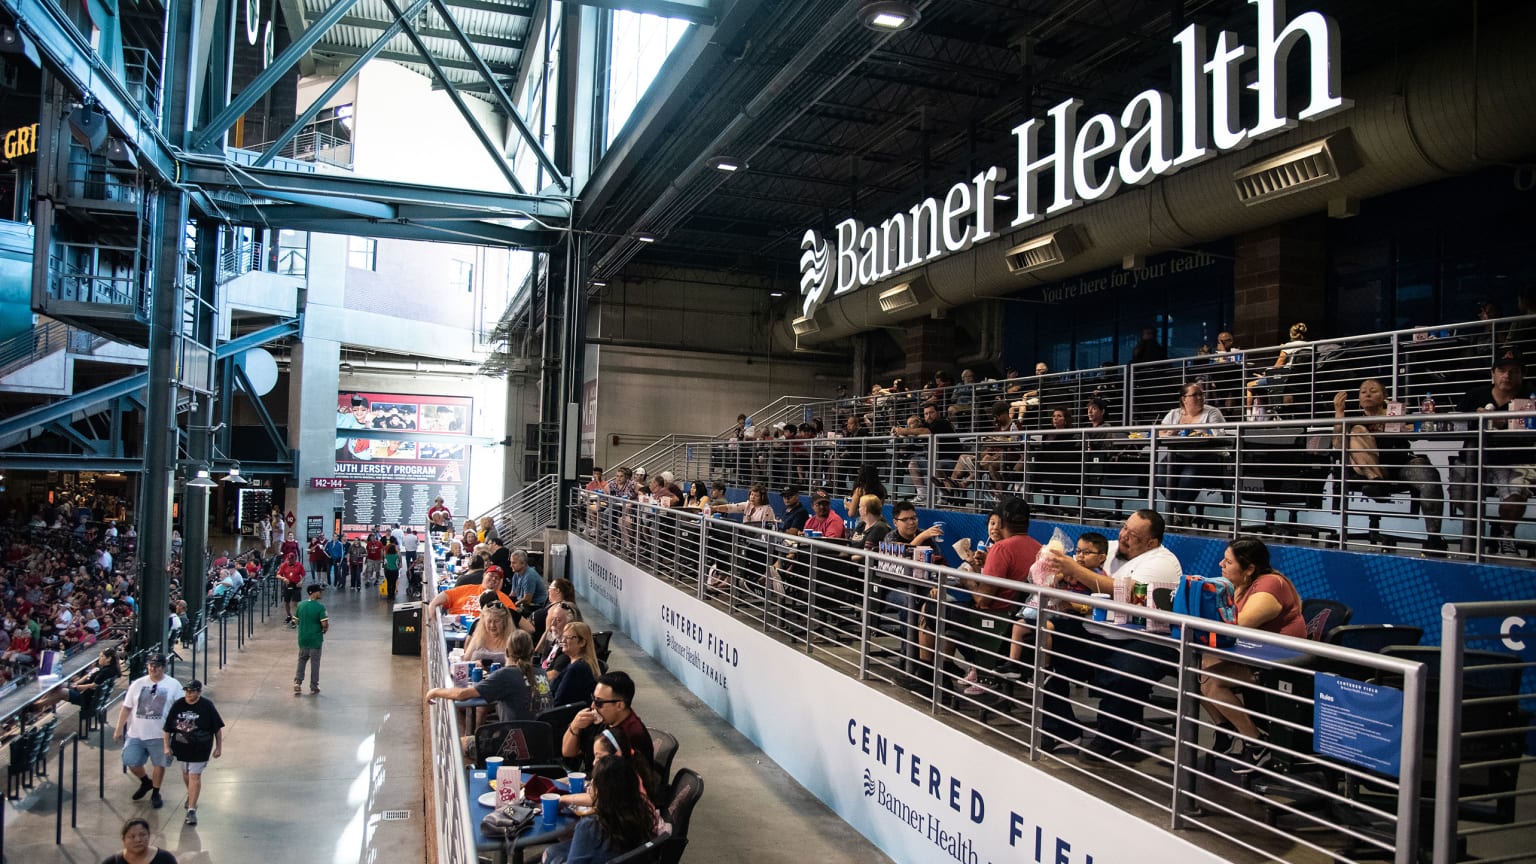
left=605, top=11, right=692, bottom=148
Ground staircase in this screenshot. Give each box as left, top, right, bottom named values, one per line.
left=475, top=474, right=563, bottom=550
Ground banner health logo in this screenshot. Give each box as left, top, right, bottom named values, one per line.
left=584, top=559, right=622, bottom=607
left=799, top=229, right=832, bottom=318
left=660, top=604, right=737, bottom=690
left=847, top=717, right=1102, bottom=863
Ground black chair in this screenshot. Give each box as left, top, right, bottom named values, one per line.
left=593, top=631, right=613, bottom=667
left=535, top=701, right=585, bottom=742
left=611, top=831, right=669, bottom=864
left=659, top=768, right=704, bottom=864
left=472, top=720, right=561, bottom=774
left=650, top=728, right=679, bottom=796
left=1300, top=598, right=1353, bottom=642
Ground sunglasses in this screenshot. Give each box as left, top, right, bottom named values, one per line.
left=591, top=697, right=623, bottom=708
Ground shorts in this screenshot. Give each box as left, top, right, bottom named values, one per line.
left=123, top=736, right=174, bottom=768
left=180, top=760, right=210, bottom=774
left=282, top=584, right=302, bottom=602
left=1488, top=466, right=1535, bottom=501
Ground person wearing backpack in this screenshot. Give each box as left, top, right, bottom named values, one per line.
left=1199, top=537, right=1305, bottom=773
left=1046, top=508, right=1183, bottom=762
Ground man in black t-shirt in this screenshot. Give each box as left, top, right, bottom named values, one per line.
left=895, top=403, right=956, bottom=506
left=162, top=680, right=224, bottom=826
left=1454, top=354, right=1533, bottom=556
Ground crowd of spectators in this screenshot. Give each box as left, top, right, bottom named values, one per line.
left=0, top=505, right=140, bottom=681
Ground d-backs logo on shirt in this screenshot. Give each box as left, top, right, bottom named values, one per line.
left=170, top=708, right=212, bottom=745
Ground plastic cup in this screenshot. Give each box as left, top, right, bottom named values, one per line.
left=566, top=772, right=586, bottom=793
left=932, top=522, right=945, bottom=534
left=470, top=665, right=483, bottom=683
left=484, top=756, right=503, bottom=781
left=1091, top=593, right=1111, bottom=623
left=540, top=792, right=560, bottom=822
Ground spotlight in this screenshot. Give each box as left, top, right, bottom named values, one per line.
left=590, top=280, right=607, bottom=289
left=68, top=105, right=109, bottom=152
left=104, top=138, right=138, bottom=167
left=769, top=291, right=785, bottom=298
left=634, top=232, right=657, bottom=244
left=859, top=1, right=919, bottom=32
left=708, top=155, right=745, bottom=173
left=0, top=25, right=40, bottom=66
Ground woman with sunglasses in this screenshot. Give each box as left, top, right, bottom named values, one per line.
left=533, top=579, right=579, bottom=643
left=541, top=754, right=657, bottom=864
left=552, top=622, right=601, bottom=706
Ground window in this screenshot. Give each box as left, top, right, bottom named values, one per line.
left=347, top=236, right=376, bottom=271
left=450, top=258, right=474, bottom=293
left=277, top=230, right=308, bottom=277
left=605, top=10, right=692, bottom=148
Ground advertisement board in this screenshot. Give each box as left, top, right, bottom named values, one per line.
left=334, top=390, right=472, bottom=534
left=569, top=535, right=1229, bottom=864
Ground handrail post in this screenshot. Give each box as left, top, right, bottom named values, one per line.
left=697, top=512, right=708, bottom=601
left=1432, top=605, right=1465, bottom=863
left=1395, top=653, right=1425, bottom=864
left=1028, top=604, right=1048, bottom=759
left=857, top=556, right=873, bottom=681
left=1169, top=628, right=1197, bottom=829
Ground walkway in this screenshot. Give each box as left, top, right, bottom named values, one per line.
left=3, top=581, right=891, bottom=863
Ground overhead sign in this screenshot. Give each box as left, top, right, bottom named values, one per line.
left=798, top=0, right=1349, bottom=318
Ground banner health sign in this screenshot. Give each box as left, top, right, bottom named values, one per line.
left=798, top=0, right=1347, bottom=318
left=571, top=536, right=1231, bottom=864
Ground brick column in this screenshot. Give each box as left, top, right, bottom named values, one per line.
left=1232, top=215, right=1328, bottom=347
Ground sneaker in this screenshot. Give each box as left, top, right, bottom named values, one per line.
left=310, top=685, right=321, bottom=695
left=294, top=683, right=302, bottom=695
left=151, top=789, right=163, bottom=809
left=1496, top=535, right=1518, bottom=557
left=185, top=808, right=198, bottom=826
left=1231, top=743, right=1272, bottom=775
left=1079, top=737, right=1128, bottom=764
left=132, top=776, right=154, bottom=800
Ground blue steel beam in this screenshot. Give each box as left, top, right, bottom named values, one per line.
left=255, top=0, right=435, bottom=168
left=570, top=0, right=715, bottom=25
left=0, top=455, right=146, bottom=472
left=230, top=363, right=292, bottom=461
left=190, top=0, right=366, bottom=151
left=216, top=318, right=303, bottom=359
left=255, top=218, right=558, bottom=248
left=0, top=373, right=147, bottom=441
left=44, top=419, right=103, bottom=454
left=0, top=0, right=178, bottom=180
left=253, top=190, right=398, bottom=220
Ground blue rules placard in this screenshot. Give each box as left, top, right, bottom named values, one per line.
left=1313, top=673, right=1405, bottom=777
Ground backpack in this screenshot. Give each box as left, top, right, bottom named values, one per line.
left=1169, top=574, right=1237, bottom=648
left=527, top=669, right=553, bottom=716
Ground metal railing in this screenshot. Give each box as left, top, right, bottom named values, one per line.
left=609, top=434, right=717, bottom=480
left=712, top=315, right=1536, bottom=438
left=572, top=488, right=1445, bottom=863
left=474, top=474, right=562, bottom=549
left=0, top=320, right=66, bottom=376
left=696, top=408, right=1536, bottom=565
left=1434, top=600, right=1536, bottom=864
left=424, top=547, right=479, bottom=864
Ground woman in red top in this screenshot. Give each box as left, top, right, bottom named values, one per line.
left=1201, top=536, right=1305, bottom=773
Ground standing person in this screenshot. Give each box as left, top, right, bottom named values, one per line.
left=115, top=653, right=183, bottom=809
left=308, top=535, right=330, bottom=582
left=326, top=533, right=348, bottom=587
left=348, top=537, right=365, bottom=590
left=401, top=527, right=420, bottom=570
left=276, top=552, right=305, bottom=627
left=294, top=584, right=329, bottom=695
left=363, top=530, right=384, bottom=586
left=382, top=540, right=402, bottom=602
left=162, top=679, right=224, bottom=825
left=428, top=496, right=453, bottom=532
left=102, top=817, right=178, bottom=864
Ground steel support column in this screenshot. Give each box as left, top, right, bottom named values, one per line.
left=181, top=222, right=220, bottom=639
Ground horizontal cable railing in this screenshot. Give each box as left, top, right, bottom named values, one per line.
left=698, top=409, right=1536, bottom=565
left=609, top=434, right=718, bottom=479
left=471, top=474, right=561, bottom=548
left=718, top=315, right=1536, bottom=438
left=571, top=488, right=1449, bottom=864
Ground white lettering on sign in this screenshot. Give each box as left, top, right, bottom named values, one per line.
left=797, top=0, right=1348, bottom=317
left=246, top=0, right=276, bottom=69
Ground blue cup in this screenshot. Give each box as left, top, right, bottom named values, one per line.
left=470, top=665, right=483, bottom=683
left=932, top=522, right=945, bottom=534
left=566, top=772, right=586, bottom=793
left=1091, top=593, right=1111, bottom=622
left=540, top=793, right=559, bottom=822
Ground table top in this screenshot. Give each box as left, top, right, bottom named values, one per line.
left=0, top=638, right=121, bottom=724
left=1084, top=621, right=1312, bottom=665
left=467, top=768, right=578, bottom=852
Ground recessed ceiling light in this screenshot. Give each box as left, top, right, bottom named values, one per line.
left=859, top=1, right=919, bottom=32
left=634, top=232, right=657, bottom=244
left=591, top=280, right=608, bottom=288
left=769, top=291, right=785, bottom=298
left=709, top=156, right=745, bottom=172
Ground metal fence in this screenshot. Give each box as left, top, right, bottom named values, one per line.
left=475, top=473, right=563, bottom=549
left=571, top=488, right=1469, bottom=863
left=423, top=549, right=479, bottom=864
left=694, top=407, right=1536, bottom=565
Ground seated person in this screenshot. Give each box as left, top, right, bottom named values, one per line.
left=1030, top=408, right=1077, bottom=507
left=803, top=491, right=846, bottom=538
left=463, top=603, right=532, bottom=664
left=1453, top=353, right=1534, bottom=556
left=532, top=578, right=578, bottom=643
left=426, top=631, right=552, bottom=757
left=1157, top=383, right=1227, bottom=521
left=452, top=552, right=489, bottom=587
left=1331, top=379, right=1446, bottom=551
left=506, top=550, right=547, bottom=614
left=552, top=622, right=603, bottom=706
left=1199, top=537, right=1305, bottom=773
left=428, top=566, right=515, bottom=617
left=559, top=671, right=658, bottom=793
left=776, top=486, right=809, bottom=534
left=536, top=602, right=579, bottom=682
left=895, top=403, right=956, bottom=506
left=541, top=752, right=658, bottom=864
left=881, top=501, right=946, bottom=648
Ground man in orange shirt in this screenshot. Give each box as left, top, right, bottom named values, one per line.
left=427, top=566, right=515, bottom=617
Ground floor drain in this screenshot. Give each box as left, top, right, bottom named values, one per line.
left=381, top=810, right=411, bottom=821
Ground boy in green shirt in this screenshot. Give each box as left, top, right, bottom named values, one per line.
left=294, top=584, right=329, bottom=695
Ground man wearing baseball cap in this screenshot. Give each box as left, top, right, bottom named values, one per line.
left=116, top=652, right=183, bottom=808
left=1457, top=351, right=1532, bottom=555
left=162, top=679, right=224, bottom=825
left=294, top=584, right=329, bottom=695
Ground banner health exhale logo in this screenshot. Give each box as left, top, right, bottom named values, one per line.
left=660, top=604, right=737, bottom=690
left=799, top=229, right=832, bottom=318
left=584, top=559, right=622, bottom=607
left=847, top=717, right=1103, bottom=864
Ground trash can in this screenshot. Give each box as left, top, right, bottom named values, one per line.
left=547, top=544, right=568, bottom=585
left=391, top=602, right=423, bottom=656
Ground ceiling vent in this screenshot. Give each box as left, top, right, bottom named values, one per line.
left=1003, top=226, right=1084, bottom=275
left=876, top=277, right=931, bottom=314
left=1232, top=133, right=1361, bottom=206
left=791, top=315, right=820, bottom=336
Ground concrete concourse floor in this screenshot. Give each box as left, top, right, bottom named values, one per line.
left=2, top=583, right=426, bottom=864
left=3, top=577, right=892, bottom=863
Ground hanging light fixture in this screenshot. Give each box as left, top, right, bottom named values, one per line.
left=221, top=463, right=249, bottom=485
left=187, top=469, right=218, bottom=489
left=859, top=1, right=919, bottom=32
